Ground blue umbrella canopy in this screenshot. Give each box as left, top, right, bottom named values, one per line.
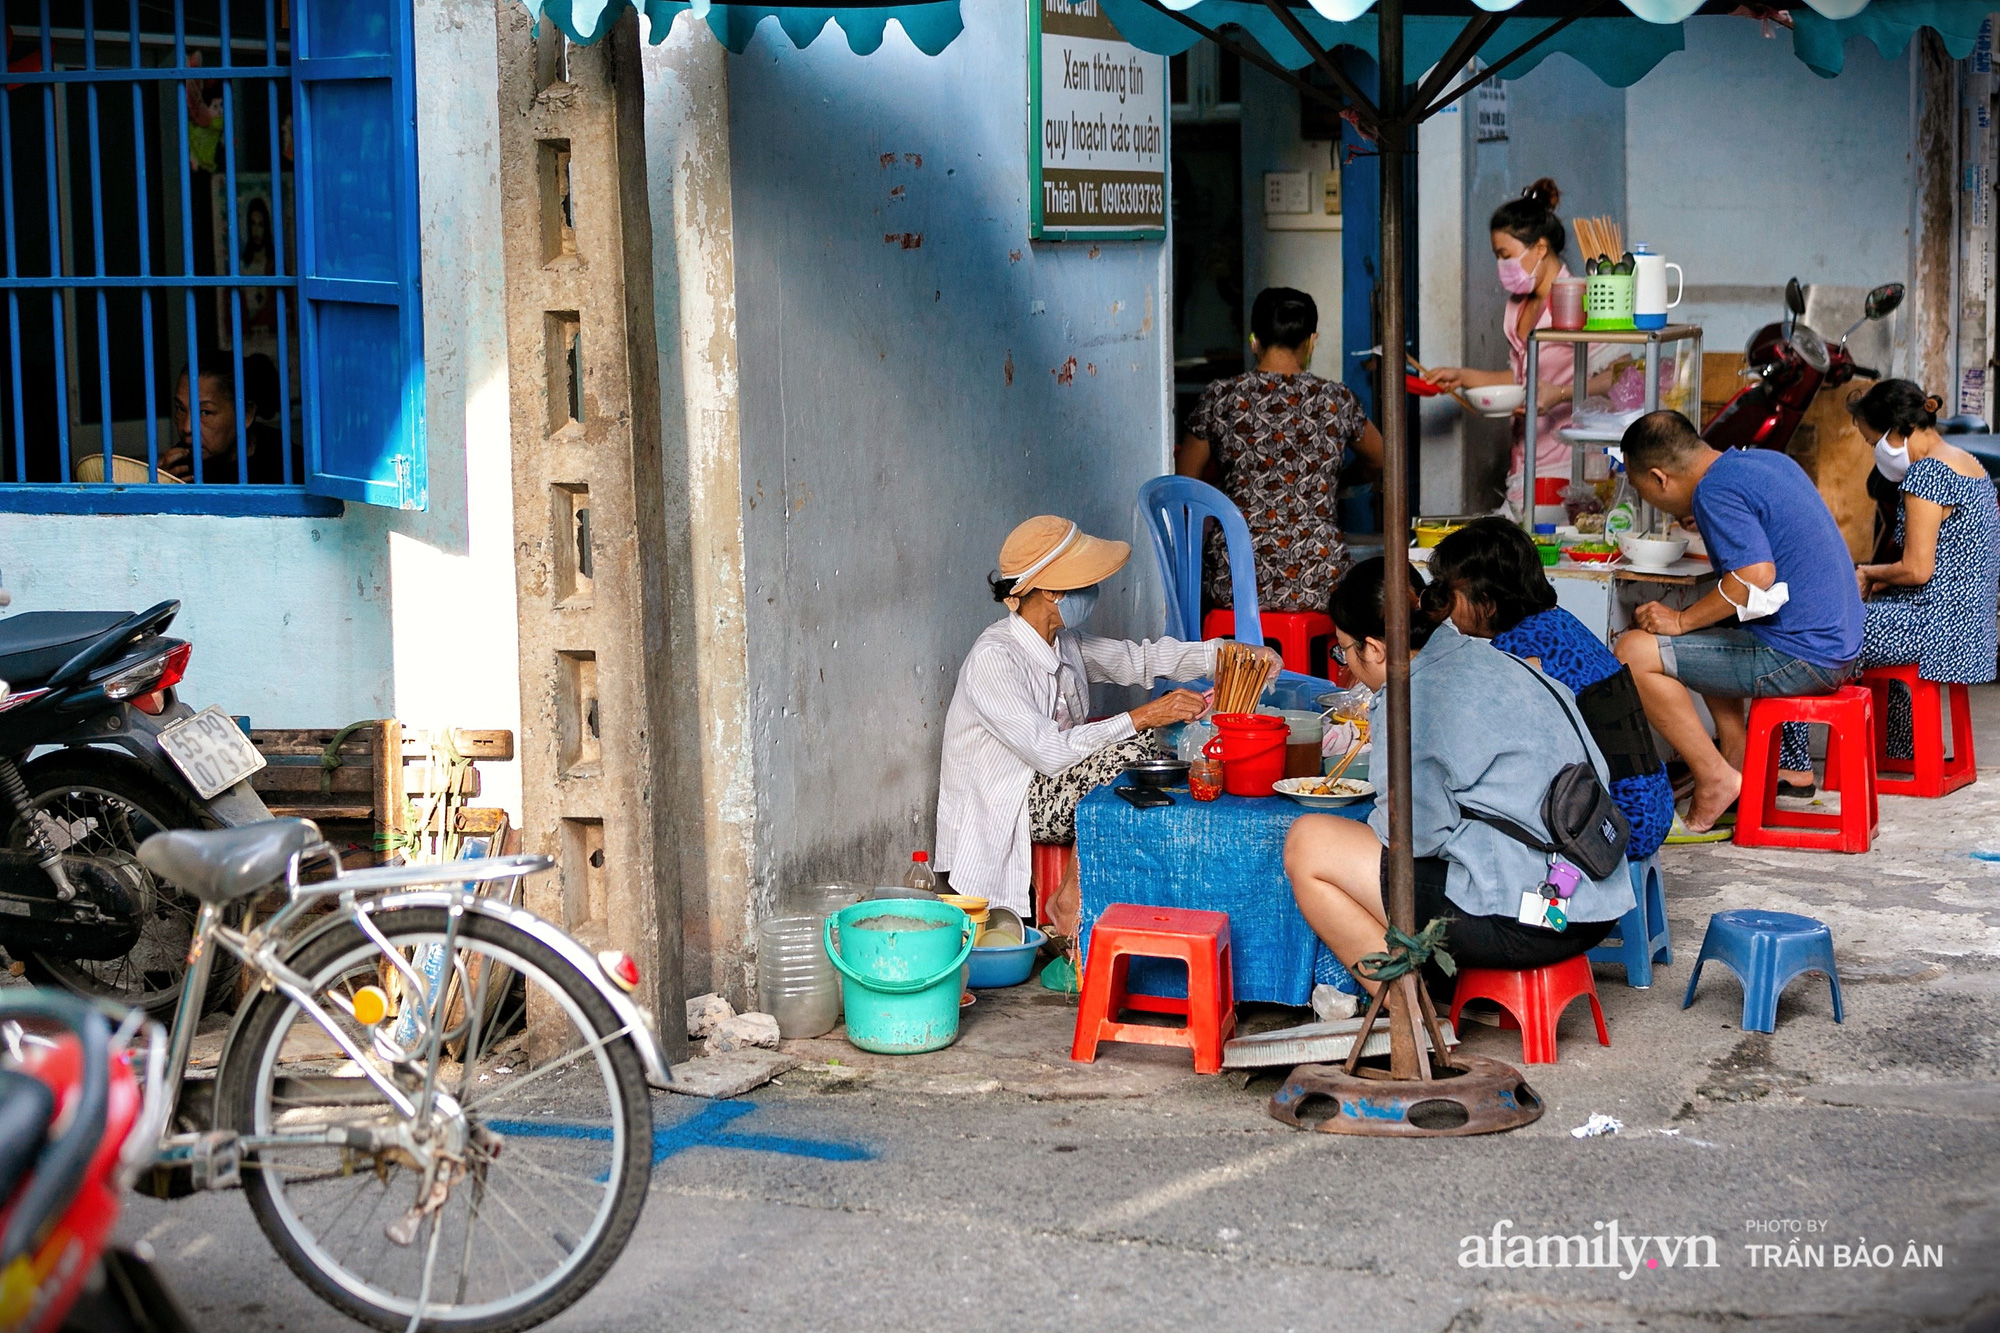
left=520, top=0, right=1986, bottom=77
left=1109, top=0, right=1985, bottom=78
left=524, top=0, right=965, bottom=55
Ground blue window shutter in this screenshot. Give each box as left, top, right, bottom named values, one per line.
left=294, top=0, right=426, bottom=509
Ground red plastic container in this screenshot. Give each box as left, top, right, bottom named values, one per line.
left=1205, top=713, right=1288, bottom=797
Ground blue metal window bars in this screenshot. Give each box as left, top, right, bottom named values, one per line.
left=0, top=0, right=300, bottom=497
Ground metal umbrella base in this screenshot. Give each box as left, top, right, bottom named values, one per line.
left=1268, top=1053, right=1543, bottom=1137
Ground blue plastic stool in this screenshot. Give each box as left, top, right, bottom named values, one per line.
left=1588, top=854, right=1673, bottom=988
left=1681, top=909, right=1845, bottom=1033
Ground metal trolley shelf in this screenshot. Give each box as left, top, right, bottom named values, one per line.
left=1523, top=324, right=1704, bottom=531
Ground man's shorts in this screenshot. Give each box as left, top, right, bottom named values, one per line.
left=1655, top=625, right=1854, bottom=700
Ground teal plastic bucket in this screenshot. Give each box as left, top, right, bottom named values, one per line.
left=824, top=899, right=972, bottom=1054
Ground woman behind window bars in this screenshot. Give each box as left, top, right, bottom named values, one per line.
left=164, top=354, right=290, bottom=485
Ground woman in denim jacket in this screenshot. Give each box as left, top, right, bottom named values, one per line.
left=1285, top=558, right=1634, bottom=1001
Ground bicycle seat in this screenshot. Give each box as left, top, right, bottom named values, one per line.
left=0, top=612, right=128, bottom=689
left=138, top=819, right=323, bottom=904
left=0, top=1069, right=54, bottom=1208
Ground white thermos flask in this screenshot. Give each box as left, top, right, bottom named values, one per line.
left=1632, top=245, right=1683, bottom=330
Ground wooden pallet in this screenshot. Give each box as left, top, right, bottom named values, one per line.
left=248, top=723, right=514, bottom=868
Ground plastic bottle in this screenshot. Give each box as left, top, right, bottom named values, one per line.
left=903, top=851, right=939, bottom=894
left=1603, top=462, right=1639, bottom=538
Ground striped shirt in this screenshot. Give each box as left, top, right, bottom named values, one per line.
left=934, top=613, right=1215, bottom=913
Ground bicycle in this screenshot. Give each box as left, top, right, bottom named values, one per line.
left=135, top=816, right=671, bottom=1333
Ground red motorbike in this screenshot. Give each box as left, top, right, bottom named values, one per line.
left=1702, top=278, right=1905, bottom=451
left=0, top=990, right=191, bottom=1333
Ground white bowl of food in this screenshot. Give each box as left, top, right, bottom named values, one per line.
left=1464, top=383, right=1525, bottom=417
left=1274, top=776, right=1376, bottom=809
left=1618, top=533, right=1690, bottom=571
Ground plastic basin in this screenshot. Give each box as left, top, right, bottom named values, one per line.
left=967, top=927, right=1048, bottom=989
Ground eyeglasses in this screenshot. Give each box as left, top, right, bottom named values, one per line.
left=1328, top=641, right=1350, bottom=667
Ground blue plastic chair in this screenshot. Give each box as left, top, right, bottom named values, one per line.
left=1588, top=853, right=1673, bottom=989
left=1681, top=909, right=1845, bottom=1033
left=1137, top=476, right=1261, bottom=645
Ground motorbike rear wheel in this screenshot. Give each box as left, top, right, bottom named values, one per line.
left=8, top=755, right=234, bottom=1017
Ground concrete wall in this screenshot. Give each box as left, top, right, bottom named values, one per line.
left=1625, top=19, right=1912, bottom=353
left=1239, top=65, right=1343, bottom=376
left=1458, top=56, right=1626, bottom=511
left=1415, top=23, right=1914, bottom=513
left=1415, top=56, right=1628, bottom=513
left=1417, top=92, right=1466, bottom=515
left=725, top=0, right=1173, bottom=922
left=0, top=0, right=521, bottom=815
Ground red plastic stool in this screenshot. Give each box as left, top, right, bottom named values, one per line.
left=1736, top=686, right=1878, bottom=853
left=1070, top=904, right=1235, bottom=1074
left=1201, top=609, right=1336, bottom=676
left=1448, top=954, right=1609, bottom=1065
left=1030, top=842, right=1075, bottom=928
left=1858, top=663, right=1976, bottom=798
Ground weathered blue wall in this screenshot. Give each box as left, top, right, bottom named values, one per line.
left=1626, top=19, right=1912, bottom=350
left=0, top=0, right=520, bottom=820
left=0, top=512, right=394, bottom=725
left=727, top=0, right=1173, bottom=902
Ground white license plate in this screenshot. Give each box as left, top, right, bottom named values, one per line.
left=158, top=706, right=267, bottom=800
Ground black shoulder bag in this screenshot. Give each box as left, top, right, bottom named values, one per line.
left=1461, top=657, right=1630, bottom=881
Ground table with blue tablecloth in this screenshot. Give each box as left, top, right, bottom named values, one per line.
left=1075, top=779, right=1369, bottom=1005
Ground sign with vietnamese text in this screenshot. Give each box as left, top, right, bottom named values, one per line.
left=1029, top=0, right=1166, bottom=240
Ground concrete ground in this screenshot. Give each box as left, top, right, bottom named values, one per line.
left=122, top=689, right=2000, bottom=1332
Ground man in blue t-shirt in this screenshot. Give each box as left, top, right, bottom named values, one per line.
left=1614, top=411, right=1863, bottom=833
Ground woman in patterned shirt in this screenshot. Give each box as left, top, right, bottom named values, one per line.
left=1176, top=287, right=1382, bottom=615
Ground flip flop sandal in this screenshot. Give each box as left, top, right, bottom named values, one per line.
left=1777, top=779, right=1818, bottom=799
left=1665, top=812, right=1732, bottom=845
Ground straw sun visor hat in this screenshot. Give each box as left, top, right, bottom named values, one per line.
left=999, top=516, right=1130, bottom=595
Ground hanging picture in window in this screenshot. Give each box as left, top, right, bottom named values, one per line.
left=211, top=173, right=295, bottom=365
left=186, top=53, right=226, bottom=173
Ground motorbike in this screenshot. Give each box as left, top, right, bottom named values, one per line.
left=0, top=988, right=193, bottom=1333
left=1702, top=277, right=1905, bottom=453
left=0, top=593, right=273, bottom=1016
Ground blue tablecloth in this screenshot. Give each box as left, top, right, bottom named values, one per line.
left=1076, top=779, right=1369, bottom=1006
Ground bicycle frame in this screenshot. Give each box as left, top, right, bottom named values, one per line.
left=151, top=842, right=672, bottom=1173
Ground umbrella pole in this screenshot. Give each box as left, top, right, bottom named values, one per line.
left=1375, top=0, right=1420, bottom=1080
left=1272, top=5, right=1549, bottom=1136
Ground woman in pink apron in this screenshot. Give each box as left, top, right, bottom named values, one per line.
left=1426, top=178, right=1594, bottom=514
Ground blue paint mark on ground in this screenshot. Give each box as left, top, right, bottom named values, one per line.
left=1970, top=850, right=2000, bottom=862
left=487, top=1100, right=872, bottom=1169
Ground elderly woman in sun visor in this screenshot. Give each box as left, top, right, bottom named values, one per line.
left=934, top=516, right=1270, bottom=925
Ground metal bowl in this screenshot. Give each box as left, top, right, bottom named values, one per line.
left=1125, top=758, right=1191, bottom=789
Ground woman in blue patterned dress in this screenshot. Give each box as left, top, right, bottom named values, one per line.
left=1810, top=382, right=1998, bottom=765
left=1423, top=518, right=1675, bottom=859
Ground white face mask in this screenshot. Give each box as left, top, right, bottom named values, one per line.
left=1721, top=578, right=1791, bottom=623
left=1873, top=432, right=1911, bottom=482
left=1056, top=584, right=1100, bottom=628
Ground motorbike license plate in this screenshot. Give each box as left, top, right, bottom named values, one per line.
left=158, top=706, right=267, bottom=800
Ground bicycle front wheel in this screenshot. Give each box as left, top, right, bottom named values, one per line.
left=215, top=906, right=653, bottom=1333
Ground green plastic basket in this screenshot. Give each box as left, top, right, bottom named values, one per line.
left=1584, top=273, right=1636, bottom=330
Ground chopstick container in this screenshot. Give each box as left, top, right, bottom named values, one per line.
left=1585, top=273, right=1636, bottom=330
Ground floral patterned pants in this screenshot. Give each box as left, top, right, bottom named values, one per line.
left=1027, top=733, right=1165, bottom=845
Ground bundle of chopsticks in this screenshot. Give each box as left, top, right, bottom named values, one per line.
left=1212, top=642, right=1279, bottom=715
left=1573, top=215, right=1624, bottom=265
